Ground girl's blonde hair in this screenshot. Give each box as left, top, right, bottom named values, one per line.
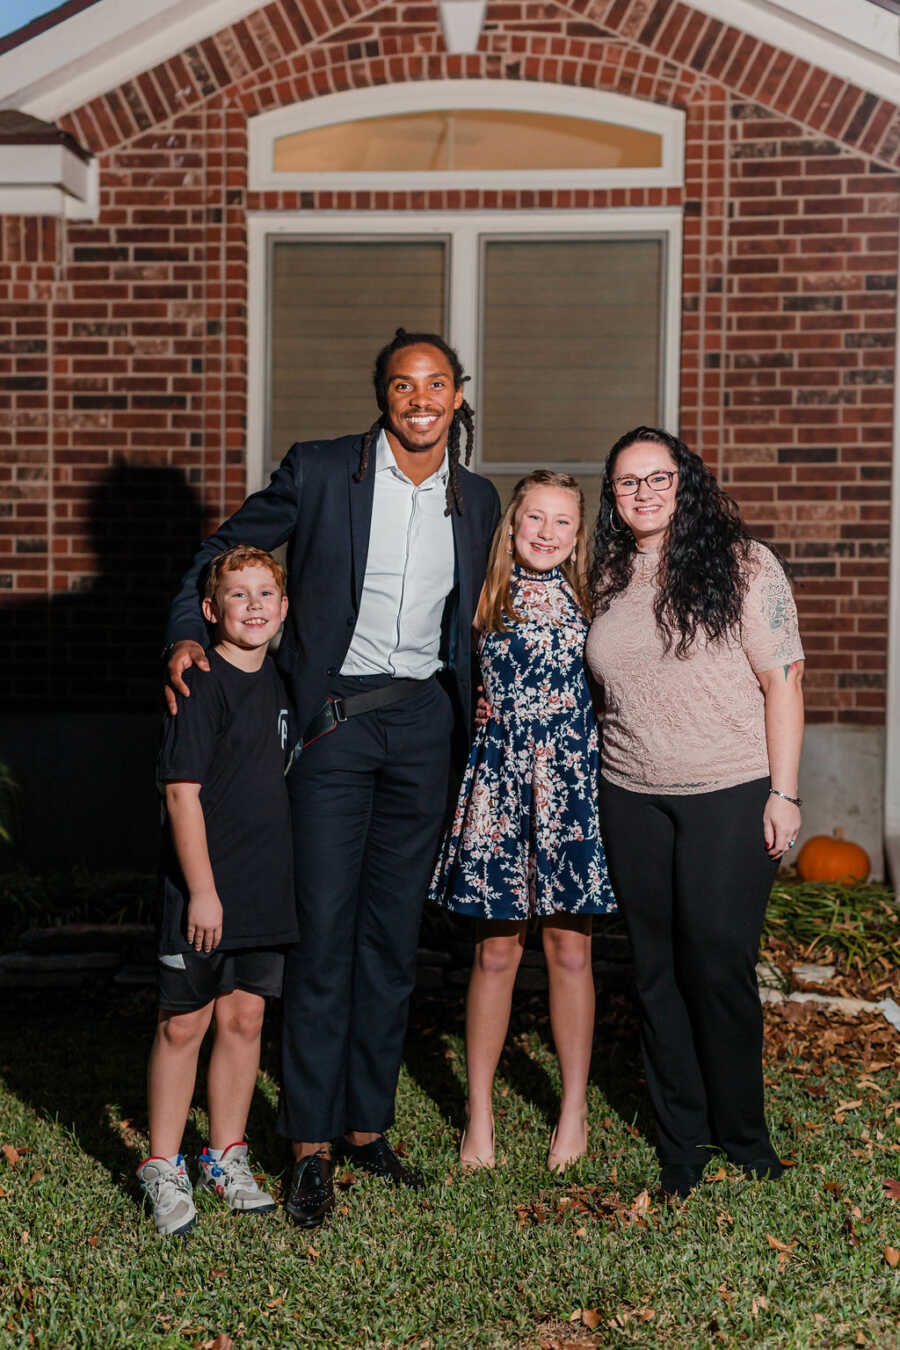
left=476, top=470, right=590, bottom=633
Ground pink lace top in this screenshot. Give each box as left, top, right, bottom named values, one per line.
left=584, top=541, right=804, bottom=794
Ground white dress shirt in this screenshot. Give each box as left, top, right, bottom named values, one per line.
left=340, top=430, right=456, bottom=678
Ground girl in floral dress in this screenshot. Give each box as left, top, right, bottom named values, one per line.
left=431, top=469, right=616, bottom=1173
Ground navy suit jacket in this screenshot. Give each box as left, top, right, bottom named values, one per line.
left=165, top=433, right=501, bottom=743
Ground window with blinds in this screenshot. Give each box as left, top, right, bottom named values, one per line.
left=479, top=237, right=664, bottom=472
left=268, top=239, right=448, bottom=471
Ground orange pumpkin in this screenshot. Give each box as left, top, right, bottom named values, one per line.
left=795, top=829, right=870, bottom=885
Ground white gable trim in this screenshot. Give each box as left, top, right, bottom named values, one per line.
left=0, top=0, right=896, bottom=130
left=0, top=0, right=264, bottom=122
left=248, top=81, right=686, bottom=192
left=689, top=0, right=900, bottom=106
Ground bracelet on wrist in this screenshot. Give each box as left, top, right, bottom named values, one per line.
left=769, top=788, right=802, bottom=807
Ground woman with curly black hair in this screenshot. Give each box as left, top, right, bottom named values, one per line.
left=585, top=426, right=804, bottom=1200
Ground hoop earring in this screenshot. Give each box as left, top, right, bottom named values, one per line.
left=506, top=527, right=514, bottom=557
left=570, top=545, right=577, bottom=563
left=605, top=503, right=625, bottom=536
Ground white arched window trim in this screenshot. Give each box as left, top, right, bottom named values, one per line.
left=247, top=80, right=686, bottom=193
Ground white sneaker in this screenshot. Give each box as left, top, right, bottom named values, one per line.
left=196, top=1142, right=276, bottom=1213
left=137, top=1155, right=196, bottom=1237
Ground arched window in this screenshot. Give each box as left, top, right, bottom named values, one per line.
left=249, top=82, right=684, bottom=192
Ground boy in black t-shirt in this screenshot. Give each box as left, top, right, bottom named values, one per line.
left=138, top=545, right=298, bottom=1237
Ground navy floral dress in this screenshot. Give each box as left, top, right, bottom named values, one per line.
left=431, top=566, right=616, bottom=920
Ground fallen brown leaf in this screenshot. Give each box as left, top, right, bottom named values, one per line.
left=624, top=1189, right=652, bottom=1220
left=883, top=1179, right=900, bottom=1200
left=884, top=1246, right=900, bottom=1268
left=766, top=1234, right=797, bottom=1254
left=569, top=1308, right=600, bottom=1329
left=2, top=1145, right=20, bottom=1167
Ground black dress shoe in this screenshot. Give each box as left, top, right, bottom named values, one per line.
left=659, top=1162, right=707, bottom=1199
left=742, top=1156, right=787, bottom=1182
left=335, top=1135, right=423, bottom=1190
left=284, top=1152, right=334, bottom=1229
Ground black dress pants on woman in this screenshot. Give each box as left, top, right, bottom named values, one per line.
left=276, top=674, right=454, bottom=1143
left=599, top=776, right=779, bottom=1167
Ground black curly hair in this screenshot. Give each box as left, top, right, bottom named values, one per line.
left=589, top=426, right=762, bottom=656
left=354, top=328, right=475, bottom=516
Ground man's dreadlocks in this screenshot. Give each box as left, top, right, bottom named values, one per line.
left=353, top=328, right=475, bottom=515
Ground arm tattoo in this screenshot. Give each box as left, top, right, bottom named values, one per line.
left=783, top=660, right=801, bottom=681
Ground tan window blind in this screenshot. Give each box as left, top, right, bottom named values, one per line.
left=269, top=240, right=447, bottom=471
left=480, top=237, right=663, bottom=469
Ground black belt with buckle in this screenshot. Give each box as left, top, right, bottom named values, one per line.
left=301, top=676, right=434, bottom=750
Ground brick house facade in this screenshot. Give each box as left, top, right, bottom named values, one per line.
left=1, top=0, right=898, bottom=869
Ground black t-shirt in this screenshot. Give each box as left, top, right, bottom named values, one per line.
left=157, top=649, right=298, bottom=954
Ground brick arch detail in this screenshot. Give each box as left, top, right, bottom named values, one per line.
left=57, top=0, right=899, bottom=169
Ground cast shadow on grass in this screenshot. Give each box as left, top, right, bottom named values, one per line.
left=402, top=980, right=654, bottom=1150
left=2, top=990, right=282, bottom=1194
left=3, top=980, right=652, bottom=1194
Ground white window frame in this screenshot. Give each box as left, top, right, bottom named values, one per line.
left=248, top=80, right=685, bottom=194
left=247, top=208, right=682, bottom=490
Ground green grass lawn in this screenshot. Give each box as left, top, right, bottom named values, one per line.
left=3, top=975, right=900, bottom=1350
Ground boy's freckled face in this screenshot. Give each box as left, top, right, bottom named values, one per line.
left=202, top=565, right=288, bottom=652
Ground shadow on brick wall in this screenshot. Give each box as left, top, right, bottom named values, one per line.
left=3, top=462, right=209, bottom=867
left=7, top=460, right=208, bottom=709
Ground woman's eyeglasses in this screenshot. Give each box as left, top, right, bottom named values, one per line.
left=612, top=470, right=677, bottom=497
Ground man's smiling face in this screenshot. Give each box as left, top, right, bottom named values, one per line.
left=382, top=343, right=463, bottom=455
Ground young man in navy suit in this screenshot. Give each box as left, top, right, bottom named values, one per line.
left=164, top=330, right=500, bottom=1228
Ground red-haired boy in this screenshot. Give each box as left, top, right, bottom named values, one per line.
left=137, top=546, right=298, bottom=1236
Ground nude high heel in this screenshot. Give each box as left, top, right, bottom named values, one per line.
left=459, top=1116, right=496, bottom=1171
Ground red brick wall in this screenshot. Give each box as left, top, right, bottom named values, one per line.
left=1, top=0, right=898, bottom=718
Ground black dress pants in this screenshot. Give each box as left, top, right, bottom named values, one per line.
left=276, top=674, right=454, bottom=1142
left=598, top=775, right=779, bottom=1167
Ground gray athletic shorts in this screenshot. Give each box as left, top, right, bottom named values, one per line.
left=157, top=947, right=285, bottom=1012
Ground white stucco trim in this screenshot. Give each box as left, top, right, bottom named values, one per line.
left=438, top=0, right=487, bottom=55
left=0, top=146, right=97, bottom=217
left=246, top=207, right=682, bottom=492
left=1, top=0, right=898, bottom=128
left=248, top=82, right=686, bottom=192
left=688, top=0, right=900, bottom=106
left=0, top=0, right=264, bottom=122
left=884, top=209, right=900, bottom=899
